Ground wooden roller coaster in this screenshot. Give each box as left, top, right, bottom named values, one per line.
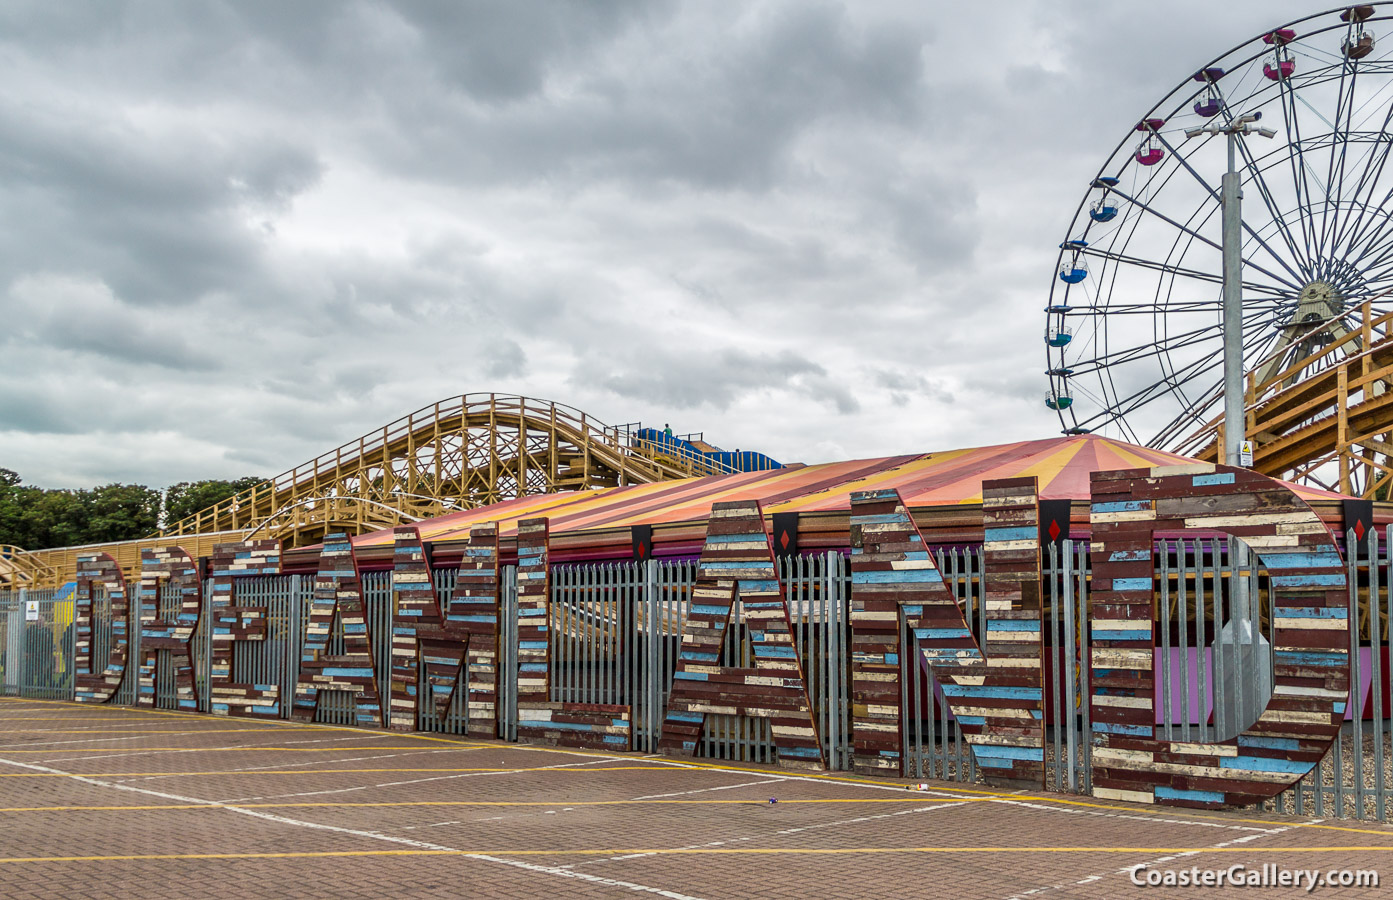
left=2, top=394, right=777, bottom=590
left=1176, top=300, right=1393, bottom=498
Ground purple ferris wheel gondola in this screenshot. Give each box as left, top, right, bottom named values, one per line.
left=1193, top=97, right=1223, bottom=117
left=1192, top=68, right=1225, bottom=117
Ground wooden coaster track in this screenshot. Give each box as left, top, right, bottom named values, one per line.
left=2, top=394, right=769, bottom=589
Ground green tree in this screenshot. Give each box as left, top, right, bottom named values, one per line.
left=162, top=477, right=265, bottom=526
left=23, top=488, right=87, bottom=548
left=0, top=471, right=266, bottom=549
left=0, top=470, right=162, bottom=549
left=0, top=469, right=35, bottom=547
left=85, top=483, right=161, bottom=543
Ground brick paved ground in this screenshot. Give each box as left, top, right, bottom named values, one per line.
left=1, top=698, right=1391, bottom=898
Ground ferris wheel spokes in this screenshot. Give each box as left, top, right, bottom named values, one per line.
left=1325, top=88, right=1393, bottom=251
left=1155, top=123, right=1315, bottom=277
left=1102, top=181, right=1304, bottom=288
left=1079, top=244, right=1291, bottom=297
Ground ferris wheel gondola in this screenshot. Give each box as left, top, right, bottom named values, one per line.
left=1192, top=68, right=1227, bottom=117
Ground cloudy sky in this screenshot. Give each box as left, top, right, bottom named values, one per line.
left=0, top=0, right=1331, bottom=488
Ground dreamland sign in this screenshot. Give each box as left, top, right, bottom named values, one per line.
left=71, top=464, right=1350, bottom=810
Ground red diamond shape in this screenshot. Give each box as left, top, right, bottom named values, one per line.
left=1048, top=520, right=1062, bottom=542
left=1355, top=520, right=1366, bottom=540
left=779, top=531, right=790, bottom=549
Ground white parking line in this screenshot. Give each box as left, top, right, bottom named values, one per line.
left=0, top=755, right=704, bottom=900
left=44, top=733, right=391, bottom=763
left=569, top=800, right=971, bottom=869
left=986, top=797, right=1283, bottom=834
left=224, top=757, right=621, bottom=803
left=1003, top=824, right=1296, bottom=900
left=629, top=778, right=787, bottom=801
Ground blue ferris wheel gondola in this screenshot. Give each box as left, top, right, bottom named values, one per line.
left=1058, top=239, right=1089, bottom=283
left=1090, top=176, right=1120, bottom=221
left=1090, top=200, right=1118, bottom=222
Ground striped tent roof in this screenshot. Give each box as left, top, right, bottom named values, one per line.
left=352, top=434, right=1343, bottom=548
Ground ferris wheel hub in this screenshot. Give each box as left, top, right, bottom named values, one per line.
left=1293, top=280, right=1345, bottom=323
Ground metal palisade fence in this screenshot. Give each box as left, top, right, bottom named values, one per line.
left=2, top=534, right=1392, bottom=820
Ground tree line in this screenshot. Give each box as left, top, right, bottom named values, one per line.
left=0, top=468, right=263, bottom=551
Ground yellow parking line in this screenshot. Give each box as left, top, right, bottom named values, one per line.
left=0, top=797, right=996, bottom=812
left=0, top=746, right=489, bottom=752
left=0, top=700, right=195, bottom=720
left=0, top=729, right=330, bottom=736
left=0, top=765, right=672, bottom=777
left=2, top=846, right=1393, bottom=864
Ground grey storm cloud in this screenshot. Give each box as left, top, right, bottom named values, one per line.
left=578, top=347, right=859, bottom=415
left=0, top=0, right=1332, bottom=488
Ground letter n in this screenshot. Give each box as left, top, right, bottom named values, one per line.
left=849, top=479, right=1044, bottom=785
left=74, top=552, right=130, bottom=703
left=1090, top=464, right=1349, bottom=808
left=657, top=500, right=824, bottom=770
left=292, top=532, right=382, bottom=727
left=387, top=523, right=500, bottom=737
left=135, top=546, right=202, bottom=710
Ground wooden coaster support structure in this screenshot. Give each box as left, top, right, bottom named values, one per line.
left=1176, top=301, right=1393, bottom=498
left=6, top=393, right=764, bottom=589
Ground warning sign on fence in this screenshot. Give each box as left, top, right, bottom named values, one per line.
left=24, top=600, right=39, bottom=622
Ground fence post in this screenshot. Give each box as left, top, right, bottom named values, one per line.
left=284, top=574, right=302, bottom=720
left=1061, top=540, right=1078, bottom=792
left=500, top=564, right=518, bottom=741
left=827, top=550, right=845, bottom=770
left=10, top=590, right=25, bottom=696
left=200, top=579, right=212, bottom=712
left=644, top=558, right=659, bottom=753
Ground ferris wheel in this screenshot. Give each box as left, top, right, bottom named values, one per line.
left=1045, top=4, right=1393, bottom=487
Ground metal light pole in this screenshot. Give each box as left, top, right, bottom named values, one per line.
left=1184, top=114, right=1275, bottom=739
left=1185, top=113, right=1275, bottom=465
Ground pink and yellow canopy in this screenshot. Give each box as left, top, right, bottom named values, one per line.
left=351, top=434, right=1342, bottom=549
